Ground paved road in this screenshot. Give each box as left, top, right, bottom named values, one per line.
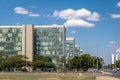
left=82, top=71, right=113, bottom=77
left=96, top=76, right=120, bottom=80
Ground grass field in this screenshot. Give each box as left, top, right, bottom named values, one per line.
left=0, top=73, right=96, bottom=80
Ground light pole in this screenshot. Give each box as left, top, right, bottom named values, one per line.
left=92, top=42, right=99, bottom=80
left=114, top=43, right=117, bottom=69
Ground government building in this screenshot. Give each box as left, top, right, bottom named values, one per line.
left=0, top=24, right=81, bottom=68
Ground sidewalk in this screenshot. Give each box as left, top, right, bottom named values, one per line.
left=96, top=76, right=120, bottom=80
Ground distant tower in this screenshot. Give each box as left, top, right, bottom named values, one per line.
left=116, top=54, right=118, bottom=61
left=112, top=54, right=119, bottom=64
left=112, top=54, right=115, bottom=64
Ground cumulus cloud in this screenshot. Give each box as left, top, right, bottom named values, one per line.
left=14, top=7, right=29, bottom=15
left=87, top=12, right=100, bottom=21
left=53, top=8, right=100, bottom=27
left=64, top=19, right=95, bottom=27
left=53, top=8, right=100, bottom=21
left=117, top=2, right=120, bottom=7
left=111, top=14, right=120, bottom=19
left=13, top=7, right=40, bottom=17
left=53, top=9, right=76, bottom=20
left=71, top=30, right=76, bottom=34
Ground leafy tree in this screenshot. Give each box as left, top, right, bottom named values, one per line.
left=92, top=56, right=103, bottom=70
left=0, top=53, right=8, bottom=71
left=68, top=54, right=93, bottom=72
left=1, top=55, right=29, bottom=71
left=104, top=64, right=114, bottom=69
left=34, top=56, right=52, bottom=62
left=34, top=56, right=44, bottom=61
left=33, top=56, right=55, bottom=71
left=68, top=56, right=80, bottom=71
left=45, top=62, right=55, bottom=68
left=79, top=54, right=92, bottom=71
left=116, top=60, right=120, bottom=68
left=33, top=61, right=44, bottom=70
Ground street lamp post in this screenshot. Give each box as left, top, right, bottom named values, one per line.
left=92, top=58, right=95, bottom=80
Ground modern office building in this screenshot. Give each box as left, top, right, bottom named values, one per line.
left=75, top=45, right=81, bottom=56
left=0, top=24, right=66, bottom=67
left=34, top=25, right=66, bottom=67
left=0, top=26, right=22, bottom=56
left=66, top=38, right=75, bottom=63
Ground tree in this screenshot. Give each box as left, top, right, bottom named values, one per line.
left=68, top=54, right=93, bottom=72
left=35, top=56, right=52, bottom=62
left=33, top=56, right=55, bottom=71
left=68, top=56, right=80, bottom=71
left=0, top=53, right=8, bottom=71
left=79, top=54, right=92, bottom=71
left=104, top=64, right=114, bottom=69
left=33, top=61, right=44, bottom=70
left=92, top=56, right=103, bottom=70
left=0, top=53, right=6, bottom=70
left=116, top=60, right=120, bottom=68
left=60, top=55, right=66, bottom=72
left=1, top=55, right=29, bottom=72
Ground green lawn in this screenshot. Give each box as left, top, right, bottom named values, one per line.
left=0, top=73, right=96, bottom=80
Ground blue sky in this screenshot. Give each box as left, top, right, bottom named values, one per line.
left=0, top=0, right=120, bottom=64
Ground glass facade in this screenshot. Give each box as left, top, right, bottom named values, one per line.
left=75, top=45, right=81, bottom=56
left=0, top=25, right=84, bottom=70
left=0, top=28, right=22, bottom=56
left=34, top=26, right=66, bottom=66
left=66, top=38, right=75, bottom=63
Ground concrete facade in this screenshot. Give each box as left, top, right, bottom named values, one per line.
left=22, top=24, right=34, bottom=62
left=75, top=45, right=81, bottom=56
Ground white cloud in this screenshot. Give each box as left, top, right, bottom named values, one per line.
left=14, top=7, right=29, bottom=15
left=53, top=8, right=100, bottom=21
left=109, top=41, right=117, bottom=44
left=29, top=12, right=40, bottom=17
left=53, top=8, right=100, bottom=28
left=108, top=41, right=117, bottom=47
left=111, top=14, right=120, bottom=19
left=13, top=7, right=40, bottom=17
left=64, top=19, right=95, bottom=27
left=71, top=30, right=76, bottom=34
left=75, top=8, right=91, bottom=18
left=116, top=48, right=120, bottom=53
left=51, top=24, right=59, bottom=26
left=117, top=2, right=120, bottom=7
left=53, top=9, right=76, bottom=20
left=87, top=12, right=100, bottom=21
